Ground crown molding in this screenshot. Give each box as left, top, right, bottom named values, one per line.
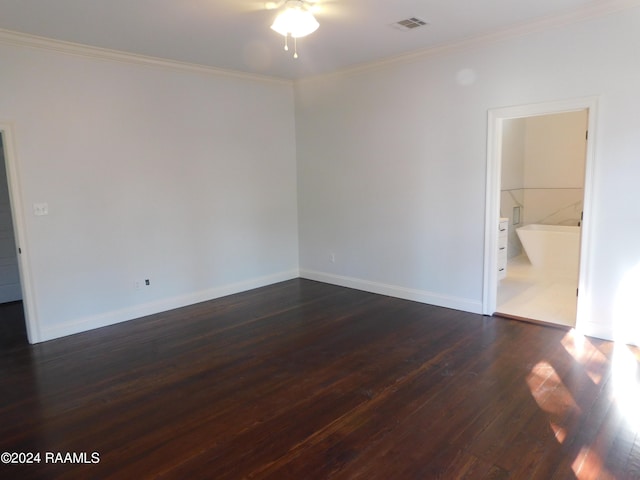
left=1, top=0, right=638, bottom=86
left=0, top=28, right=293, bottom=87
left=296, top=0, right=640, bottom=84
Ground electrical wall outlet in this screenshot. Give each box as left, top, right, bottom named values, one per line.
left=33, top=202, right=49, bottom=216
left=135, top=279, right=151, bottom=290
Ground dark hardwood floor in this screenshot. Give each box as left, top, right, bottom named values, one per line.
left=0, top=279, right=638, bottom=479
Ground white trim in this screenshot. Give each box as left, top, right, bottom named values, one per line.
left=578, top=321, right=615, bottom=343
left=576, top=102, right=599, bottom=336
left=482, top=110, right=503, bottom=316
left=0, top=123, right=42, bottom=343
left=0, top=28, right=292, bottom=87
left=38, top=269, right=300, bottom=342
left=483, top=97, right=599, bottom=335
left=301, top=269, right=483, bottom=314
left=296, top=0, right=640, bottom=84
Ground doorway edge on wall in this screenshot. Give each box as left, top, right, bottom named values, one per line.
left=0, top=122, right=42, bottom=344
left=482, top=96, right=599, bottom=336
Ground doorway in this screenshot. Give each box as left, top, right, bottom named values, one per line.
left=482, top=97, right=598, bottom=331
left=0, top=125, right=39, bottom=344
left=0, top=134, right=22, bottom=304
left=0, top=132, right=28, bottom=347
left=496, top=110, right=587, bottom=327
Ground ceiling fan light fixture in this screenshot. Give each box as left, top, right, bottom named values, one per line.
left=271, top=1, right=319, bottom=38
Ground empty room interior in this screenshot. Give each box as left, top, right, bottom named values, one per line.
left=1, top=0, right=640, bottom=478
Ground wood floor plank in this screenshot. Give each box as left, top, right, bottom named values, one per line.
left=0, top=279, right=639, bottom=479
left=623, top=434, right=640, bottom=479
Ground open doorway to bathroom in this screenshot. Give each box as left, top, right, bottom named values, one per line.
left=0, top=132, right=28, bottom=347
left=483, top=97, right=597, bottom=331
left=0, top=124, right=38, bottom=344
left=496, top=110, right=587, bottom=327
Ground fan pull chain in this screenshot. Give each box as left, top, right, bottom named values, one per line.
left=284, top=34, right=289, bottom=51
left=294, top=37, right=298, bottom=58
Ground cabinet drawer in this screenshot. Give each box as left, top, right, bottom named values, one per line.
left=498, top=265, right=507, bottom=280
left=497, top=249, right=507, bottom=267
left=497, top=249, right=507, bottom=280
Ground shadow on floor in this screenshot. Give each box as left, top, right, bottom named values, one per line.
left=0, top=301, right=28, bottom=349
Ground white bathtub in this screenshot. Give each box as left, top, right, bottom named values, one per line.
left=516, top=224, right=580, bottom=272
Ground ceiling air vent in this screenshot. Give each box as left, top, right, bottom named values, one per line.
left=392, top=17, right=428, bottom=31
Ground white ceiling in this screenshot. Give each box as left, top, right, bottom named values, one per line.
left=0, top=0, right=617, bottom=79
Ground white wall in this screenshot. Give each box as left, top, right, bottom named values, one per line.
left=0, top=43, right=299, bottom=342
left=522, top=111, right=587, bottom=226
left=3, top=6, right=640, bottom=346
left=524, top=111, right=587, bottom=190
left=296, top=7, right=640, bottom=344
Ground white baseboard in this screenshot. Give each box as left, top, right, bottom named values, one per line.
left=34, top=268, right=639, bottom=348
left=577, top=322, right=614, bottom=342
left=37, top=269, right=299, bottom=342
left=577, top=321, right=640, bottom=347
left=300, top=269, right=483, bottom=314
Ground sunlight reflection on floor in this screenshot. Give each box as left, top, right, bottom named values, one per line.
left=572, top=446, right=607, bottom=480
left=612, top=344, right=640, bottom=431
left=561, top=330, right=606, bottom=384
left=526, top=361, right=579, bottom=422
left=523, top=327, right=640, bottom=479
left=560, top=331, right=640, bottom=479
left=613, top=261, right=640, bottom=346
left=549, top=421, right=567, bottom=444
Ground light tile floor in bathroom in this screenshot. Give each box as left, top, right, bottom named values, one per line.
left=496, top=254, right=578, bottom=328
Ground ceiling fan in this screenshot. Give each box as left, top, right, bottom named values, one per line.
left=265, top=0, right=320, bottom=58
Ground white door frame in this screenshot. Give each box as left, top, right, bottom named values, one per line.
left=482, top=97, right=598, bottom=332
left=1, top=123, right=41, bottom=343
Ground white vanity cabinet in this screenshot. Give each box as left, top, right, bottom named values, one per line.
left=498, top=218, right=508, bottom=280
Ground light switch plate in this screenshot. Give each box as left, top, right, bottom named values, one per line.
left=33, top=202, right=49, bottom=216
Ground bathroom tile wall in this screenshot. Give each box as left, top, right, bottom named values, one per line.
left=500, top=110, right=587, bottom=258
left=523, top=188, right=583, bottom=226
